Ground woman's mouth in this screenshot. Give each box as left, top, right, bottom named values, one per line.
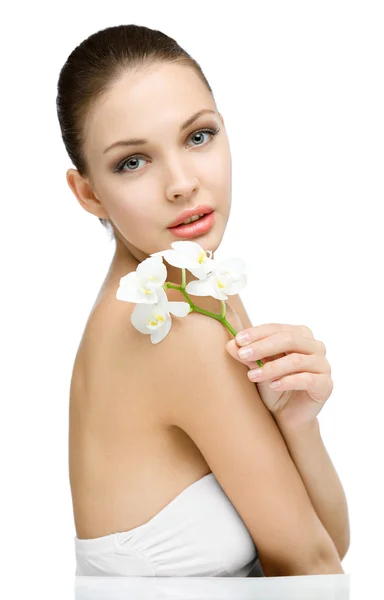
left=168, top=211, right=215, bottom=239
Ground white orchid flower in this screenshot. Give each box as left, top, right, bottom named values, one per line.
left=130, top=286, right=191, bottom=344
left=185, top=257, right=247, bottom=300
left=151, top=240, right=215, bottom=280
left=116, top=240, right=250, bottom=346
left=116, top=254, right=166, bottom=304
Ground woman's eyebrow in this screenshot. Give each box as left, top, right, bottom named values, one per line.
left=103, top=108, right=217, bottom=154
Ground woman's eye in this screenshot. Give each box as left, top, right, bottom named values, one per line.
left=187, top=129, right=215, bottom=147
left=115, top=156, right=146, bottom=174
left=114, top=126, right=220, bottom=174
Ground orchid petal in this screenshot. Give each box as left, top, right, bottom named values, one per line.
left=151, top=314, right=172, bottom=344
left=159, top=249, right=196, bottom=269
left=209, top=286, right=228, bottom=301
left=116, top=272, right=143, bottom=303
left=212, top=257, right=247, bottom=277
left=224, top=273, right=248, bottom=295
left=146, top=306, right=168, bottom=330
left=130, top=299, right=170, bottom=335
left=134, top=288, right=161, bottom=304
left=152, top=241, right=215, bottom=278
left=167, top=301, right=191, bottom=317
left=130, top=303, right=155, bottom=334
left=136, top=255, right=167, bottom=285
left=170, top=240, right=204, bottom=256
left=185, top=278, right=215, bottom=297
left=155, top=286, right=170, bottom=308
left=118, top=271, right=140, bottom=290
left=188, top=260, right=215, bottom=280
left=170, top=241, right=213, bottom=270
left=116, top=274, right=158, bottom=304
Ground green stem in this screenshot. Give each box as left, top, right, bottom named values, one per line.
left=164, top=275, right=264, bottom=367
left=221, top=299, right=226, bottom=318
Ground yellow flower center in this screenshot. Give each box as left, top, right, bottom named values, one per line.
left=143, top=277, right=157, bottom=294
left=216, top=271, right=231, bottom=289
left=149, top=314, right=165, bottom=327
left=198, top=251, right=206, bottom=265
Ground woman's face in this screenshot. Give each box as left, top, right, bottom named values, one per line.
left=71, top=62, right=232, bottom=279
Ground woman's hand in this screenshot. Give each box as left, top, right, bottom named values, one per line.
left=225, top=323, right=334, bottom=429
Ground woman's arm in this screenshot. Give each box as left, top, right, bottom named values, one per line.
left=273, top=416, right=350, bottom=560
left=230, top=296, right=350, bottom=560
left=157, top=308, right=343, bottom=576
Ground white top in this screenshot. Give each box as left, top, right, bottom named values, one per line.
left=74, top=472, right=263, bottom=577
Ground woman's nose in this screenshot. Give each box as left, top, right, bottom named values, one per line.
left=164, top=164, right=200, bottom=202
left=167, top=179, right=199, bottom=202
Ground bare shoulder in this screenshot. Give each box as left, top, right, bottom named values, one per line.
left=70, top=290, right=165, bottom=416
left=155, top=308, right=339, bottom=575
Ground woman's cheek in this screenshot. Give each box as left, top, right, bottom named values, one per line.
left=205, top=147, right=231, bottom=187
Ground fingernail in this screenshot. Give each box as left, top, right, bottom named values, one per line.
left=238, top=347, right=253, bottom=359
left=249, top=368, right=263, bottom=380
left=236, top=332, right=249, bottom=344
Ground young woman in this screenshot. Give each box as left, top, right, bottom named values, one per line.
left=57, top=24, right=349, bottom=578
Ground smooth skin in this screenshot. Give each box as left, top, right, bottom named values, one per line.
left=225, top=323, right=334, bottom=429
left=155, top=309, right=344, bottom=576
left=65, top=61, right=344, bottom=575
left=66, top=62, right=232, bottom=290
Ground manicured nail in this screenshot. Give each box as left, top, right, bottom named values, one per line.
left=269, top=380, right=281, bottom=388
left=249, top=368, right=263, bottom=380
left=236, top=332, right=249, bottom=344
left=238, top=347, right=253, bottom=359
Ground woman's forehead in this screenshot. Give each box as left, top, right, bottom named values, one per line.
left=86, top=66, right=215, bottom=154
left=100, top=64, right=209, bottom=118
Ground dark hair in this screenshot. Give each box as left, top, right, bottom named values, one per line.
left=56, top=24, right=215, bottom=239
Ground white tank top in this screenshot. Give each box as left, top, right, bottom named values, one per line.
left=74, top=472, right=264, bottom=577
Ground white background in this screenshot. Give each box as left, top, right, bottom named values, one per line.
left=1, top=1, right=383, bottom=598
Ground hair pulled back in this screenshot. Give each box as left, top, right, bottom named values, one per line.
left=56, top=24, right=214, bottom=237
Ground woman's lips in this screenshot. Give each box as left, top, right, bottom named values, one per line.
left=167, top=205, right=214, bottom=228
left=167, top=211, right=215, bottom=239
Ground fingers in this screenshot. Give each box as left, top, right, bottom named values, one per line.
left=235, top=331, right=321, bottom=363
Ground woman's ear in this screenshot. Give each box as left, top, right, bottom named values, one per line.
left=66, top=169, right=109, bottom=219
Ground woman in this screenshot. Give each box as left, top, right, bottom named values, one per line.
left=57, top=24, right=349, bottom=577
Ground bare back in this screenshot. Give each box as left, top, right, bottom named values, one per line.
left=69, top=260, right=246, bottom=539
